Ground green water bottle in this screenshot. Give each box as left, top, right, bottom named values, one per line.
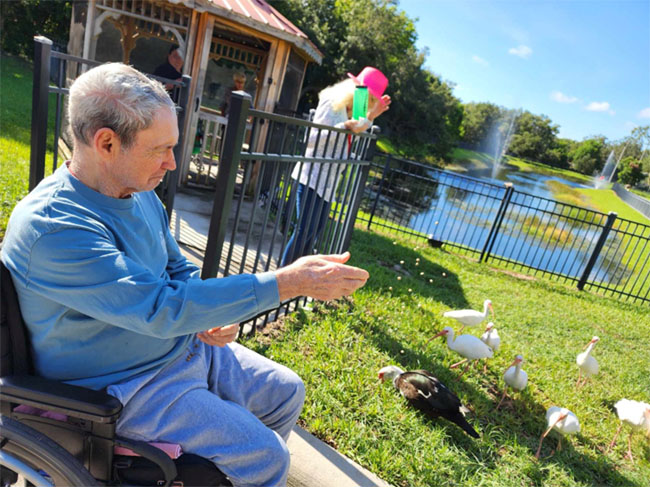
left=352, top=85, right=368, bottom=120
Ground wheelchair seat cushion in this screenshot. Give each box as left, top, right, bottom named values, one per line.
left=13, top=404, right=184, bottom=459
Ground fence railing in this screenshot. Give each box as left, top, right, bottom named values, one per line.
left=360, top=154, right=650, bottom=305
left=198, top=92, right=378, bottom=330
left=30, top=36, right=191, bottom=219
left=612, top=183, right=650, bottom=219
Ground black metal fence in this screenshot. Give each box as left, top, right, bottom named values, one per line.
left=30, top=36, right=191, bottom=219
left=360, top=154, right=650, bottom=305
left=199, top=92, right=378, bottom=330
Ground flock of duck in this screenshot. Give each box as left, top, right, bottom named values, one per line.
left=378, top=299, right=650, bottom=461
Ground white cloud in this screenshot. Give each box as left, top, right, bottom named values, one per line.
left=550, top=91, right=578, bottom=103
left=638, top=107, right=650, bottom=119
left=472, top=55, right=489, bottom=67
left=585, top=101, right=615, bottom=115
left=508, top=45, right=532, bottom=59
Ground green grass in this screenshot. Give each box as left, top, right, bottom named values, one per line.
left=448, top=148, right=594, bottom=186
left=577, top=188, right=650, bottom=226
left=243, top=228, right=650, bottom=487
left=0, top=53, right=57, bottom=239
left=447, top=147, right=494, bottom=172
left=504, top=156, right=593, bottom=185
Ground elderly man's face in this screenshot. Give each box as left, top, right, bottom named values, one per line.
left=114, top=107, right=178, bottom=196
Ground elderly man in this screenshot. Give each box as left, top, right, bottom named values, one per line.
left=1, top=63, right=369, bottom=486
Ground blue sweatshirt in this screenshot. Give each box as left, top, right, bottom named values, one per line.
left=1, top=164, right=279, bottom=390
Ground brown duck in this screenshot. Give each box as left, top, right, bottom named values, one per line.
left=378, top=365, right=479, bottom=438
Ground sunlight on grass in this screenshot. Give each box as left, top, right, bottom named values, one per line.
left=1, top=53, right=57, bottom=239
left=578, top=188, right=650, bottom=226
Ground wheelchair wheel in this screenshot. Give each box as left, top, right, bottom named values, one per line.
left=0, top=415, right=98, bottom=486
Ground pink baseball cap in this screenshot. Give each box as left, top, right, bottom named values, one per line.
left=347, top=66, right=388, bottom=105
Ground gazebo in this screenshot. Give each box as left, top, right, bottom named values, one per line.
left=67, top=0, right=322, bottom=188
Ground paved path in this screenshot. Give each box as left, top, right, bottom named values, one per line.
left=287, top=427, right=392, bottom=487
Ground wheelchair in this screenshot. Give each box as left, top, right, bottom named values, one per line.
left=0, top=261, right=232, bottom=486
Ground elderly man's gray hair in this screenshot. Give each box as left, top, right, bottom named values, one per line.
left=68, top=63, right=175, bottom=149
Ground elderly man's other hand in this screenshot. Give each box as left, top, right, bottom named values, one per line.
left=197, top=323, right=240, bottom=347
left=276, top=251, right=369, bottom=302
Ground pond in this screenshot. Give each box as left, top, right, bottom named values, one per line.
left=451, top=162, right=592, bottom=200
left=364, top=159, right=626, bottom=287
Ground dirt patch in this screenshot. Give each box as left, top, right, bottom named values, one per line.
left=490, top=267, right=537, bottom=281
left=254, top=314, right=291, bottom=345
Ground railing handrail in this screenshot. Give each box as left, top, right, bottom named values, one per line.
left=247, top=107, right=378, bottom=141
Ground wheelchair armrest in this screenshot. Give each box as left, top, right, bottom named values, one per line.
left=0, top=374, right=122, bottom=423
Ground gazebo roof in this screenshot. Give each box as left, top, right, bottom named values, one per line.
left=176, top=0, right=322, bottom=64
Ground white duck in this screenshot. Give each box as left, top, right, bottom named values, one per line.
left=430, top=326, right=494, bottom=378
left=480, top=322, right=500, bottom=372
left=576, top=336, right=599, bottom=387
left=535, top=406, right=580, bottom=459
left=443, top=299, right=494, bottom=334
left=453, top=322, right=501, bottom=372
left=608, top=399, right=650, bottom=461
left=497, top=354, right=528, bottom=409
left=481, top=322, right=500, bottom=351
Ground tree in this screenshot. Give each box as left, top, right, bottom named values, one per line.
left=507, top=111, right=559, bottom=163
left=617, top=156, right=644, bottom=186
left=568, top=138, right=605, bottom=175
left=1, top=0, right=72, bottom=58
left=545, top=138, right=574, bottom=169
left=460, top=102, right=504, bottom=150
left=273, top=0, right=462, bottom=160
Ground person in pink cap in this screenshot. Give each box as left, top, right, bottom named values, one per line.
left=282, top=67, right=391, bottom=266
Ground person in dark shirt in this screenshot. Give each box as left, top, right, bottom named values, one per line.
left=153, top=45, right=183, bottom=91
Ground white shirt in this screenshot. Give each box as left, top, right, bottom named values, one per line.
left=291, top=97, right=349, bottom=201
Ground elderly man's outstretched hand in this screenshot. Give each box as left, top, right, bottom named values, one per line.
left=276, top=252, right=369, bottom=302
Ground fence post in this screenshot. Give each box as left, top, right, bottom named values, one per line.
left=367, top=153, right=391, bottom=230
left=163, top=74, right=192, bottom=221
left=201, top=91, right=251, bottom=279
left=30, top=36, right=52, bottom=191
left=480, top=182, right=514, bottom=263
left=577, top=211, right=617, bottom=291
left=342, top=130, right=379, bottom=251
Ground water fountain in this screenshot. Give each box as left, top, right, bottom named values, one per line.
left=486, top=111, right=518, bottom=179
left=594, top=150, right=616, bottom=189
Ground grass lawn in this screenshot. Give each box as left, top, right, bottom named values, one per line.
left=0, top=53, right=56, bottom=239
left=243, top=227, right=650, bottom=486
left=503, top=156, right=593, bottom=185
left=447, top=148, right=594, bottom=186
left=578, top=188, right=650, bottom=226
left=447, top=147, right=494, bottom=172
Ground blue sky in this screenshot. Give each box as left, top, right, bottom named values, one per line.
left=397, top=0, right=650, bottom=142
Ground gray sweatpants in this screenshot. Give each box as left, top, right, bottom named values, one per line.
left=107, top=338, right=305, bottom=486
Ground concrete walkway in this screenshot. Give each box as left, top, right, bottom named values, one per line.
left=169, top=190, right=393, bottom=487
left=287, top=427, right=392, bottom=487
